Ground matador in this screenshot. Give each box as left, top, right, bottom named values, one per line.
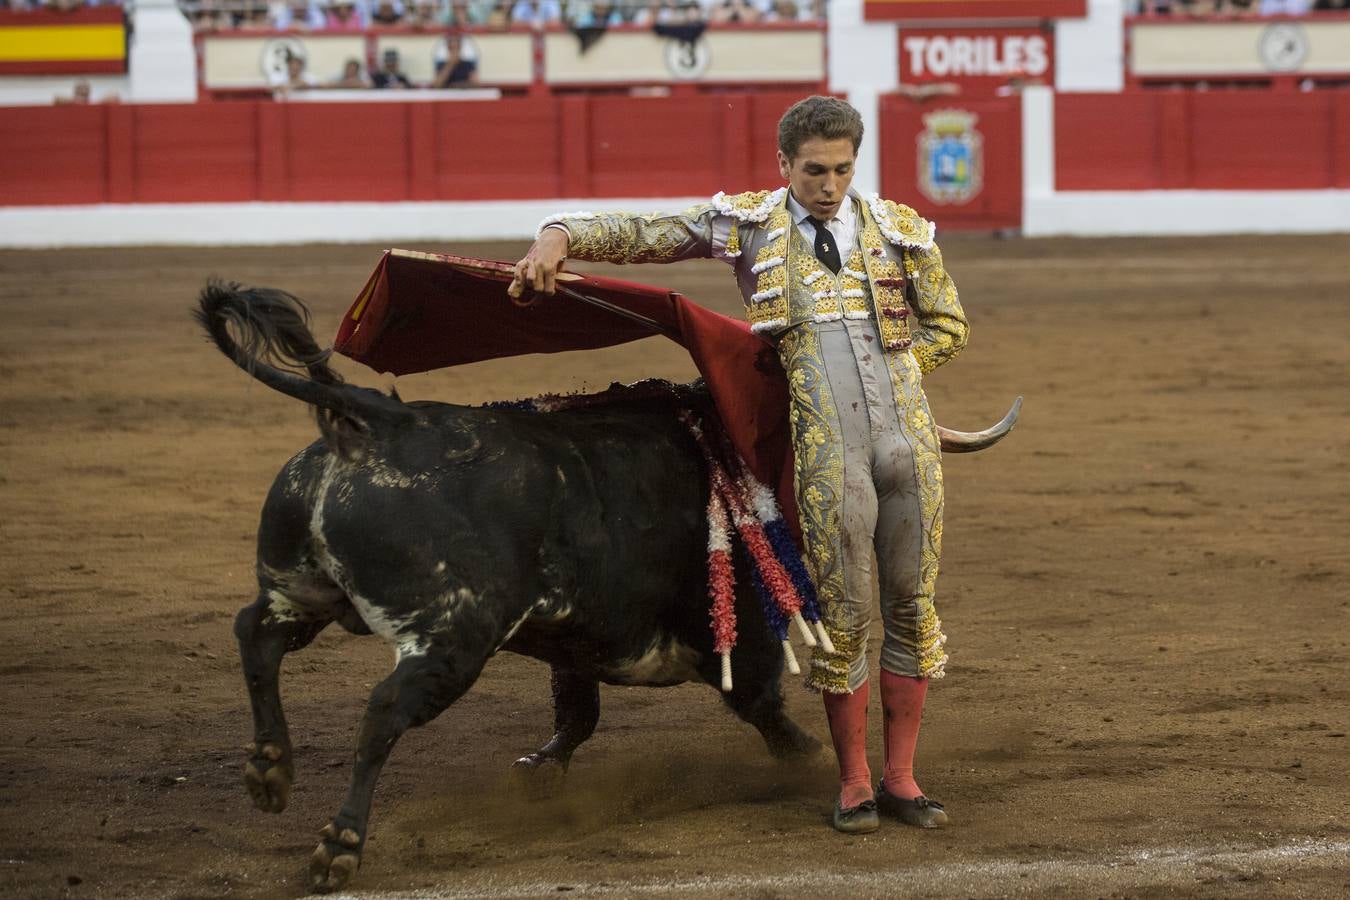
left=511, top=96, right=968, bottom=835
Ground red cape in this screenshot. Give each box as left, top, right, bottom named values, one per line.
left=334, top=250, right=799, bottom=536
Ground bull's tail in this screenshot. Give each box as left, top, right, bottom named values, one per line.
left=195, top=280, right=411, bottom=457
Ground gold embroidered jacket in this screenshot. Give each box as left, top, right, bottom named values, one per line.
left=540, top=188, right=968, bottom=374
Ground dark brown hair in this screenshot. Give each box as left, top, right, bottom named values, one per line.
left=777, top=95, right=864, bottom=160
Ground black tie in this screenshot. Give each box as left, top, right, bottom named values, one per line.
left=806, top=216, right=841, bottom=274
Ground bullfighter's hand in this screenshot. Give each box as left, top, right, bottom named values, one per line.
left=509, top=228, right=569, bottom=299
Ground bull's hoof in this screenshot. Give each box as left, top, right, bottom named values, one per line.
left=309, top=822, right=362, bottom=894
left=511, top=752, right=569, bottom=772
left=510, top=753, right=567, bottom=798
left=243, top=741, right=294, bottom=813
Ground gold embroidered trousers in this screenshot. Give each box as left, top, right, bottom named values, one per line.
left=779, top=319, right=948, bottom=694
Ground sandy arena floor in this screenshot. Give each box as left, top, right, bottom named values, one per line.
left=1, top=234, right=1348, bottom=899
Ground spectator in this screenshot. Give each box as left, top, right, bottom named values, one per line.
left=271, top=0, right=325, bottom=29
left=332, top=57, right=372, bottom=88
left=409, top=0, right=439, bottom=27
left=709, top=0, right=764, bottom=22
left=369, top=0, right=405, bottom=23
left=372, top=48, right=414, bottom=87
left=188, top=0, right=232, bottom=31
left=54, top=79, right=92, bottom=105
left=654, top=0, right=705, bottom=23
left=1259, top=0, right=1312, bottom=12
left=1314, top=0, right=1347, bottom=8
left=508, top=0, right=562, bottom=24
left=324, top=0, right=369, bottom=29
left=237, top=3, right=274, bottom=29
left=269, top=51, right=319, bottom=93
left=484, top=0, right=512, bottom=27
left=432, top=33, right=478, bottom=86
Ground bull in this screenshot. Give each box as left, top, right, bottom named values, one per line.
left=196, top=281, right=1016, bottom=893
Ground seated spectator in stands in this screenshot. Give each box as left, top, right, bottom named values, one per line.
left=54, top=80, right=92, bottom=105
left=332, top=57, right=372, bottom=88
left=509, top=0, right=562, bottom=24
left=237, top=3, right=274, bottom=29
left=373, top=48, right=414, bottom=88
left=484, top=0, right=513, bottom=27
left=188, top=0, right=233, bottom=32
left=324, top=0, right=369, bottom=30
left=443, top=0, right=495, bottom=23
left=271, top=0, right=326, bottom=30
left=370, top=0, right=405, bottom=23
left=1259, top=0, right=1312, bottom=12
left=409, top=0, right=440, bottom=27
left=432, top=33, right=479, bottom=87
left=1314, top=0, right=1347, bottom=8
left=269, top=51, right=319, bottom=94
left=764, top=0, right=801, bottom=19
left=709, top=0, right=764, bottom=22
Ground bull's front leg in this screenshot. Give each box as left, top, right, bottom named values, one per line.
left=513, top=665, right=600, bottom=774
left=235, top=593, right=330, bottom=814
left=310, top=638, right=490, bottom=894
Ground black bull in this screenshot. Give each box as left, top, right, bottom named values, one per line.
left=197, top=282, right=1017, bottom=893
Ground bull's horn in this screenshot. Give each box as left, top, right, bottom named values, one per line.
left=937, top=397, right=1022, bottom=453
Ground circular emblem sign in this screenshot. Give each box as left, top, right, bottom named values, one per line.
left=664, top=38, right=710, bottom=80
left=260, top=38, right=307, bottom=81
left=1258, top=24, right=1308, bottom=73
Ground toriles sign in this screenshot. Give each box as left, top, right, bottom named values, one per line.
left=899, top=27, right=1054, bottom=95
left=866, top=0, right=1084, bottom=20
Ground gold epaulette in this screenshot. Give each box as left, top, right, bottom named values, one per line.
left=711, top=187, right=787, bottom=224
left=866, top=194, right=936, bottom=252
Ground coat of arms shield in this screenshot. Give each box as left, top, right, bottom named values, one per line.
left=917, top=109, right=984, bottom=206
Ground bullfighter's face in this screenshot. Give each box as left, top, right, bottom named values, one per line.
left=778, top=136, right=857, bottom=221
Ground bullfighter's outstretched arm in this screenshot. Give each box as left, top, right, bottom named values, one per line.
left=538, top=204, right=719, bottom=265
left=904, top=241, right=969, bottom=375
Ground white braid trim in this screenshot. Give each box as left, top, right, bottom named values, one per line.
left=765, top=226, right=787, bottom=242
left=711, top=187, right=787, bottom=224
left=843, top=310, right=872, bottom=320
left=840, top=288, right=866, bottom=299
left=840, top=266, right=867, bottom=280
left=802, top=270, right=826, bottom=286
left=751, top=286, right=783, bottom=303
left=748, top=480, right=781, bottom=523
left=535, top=211, right=596, bottom=238
left=866, top=193, right=936, bottom=251
left=812, top=312, right=843, bottom=323
left=750, top=256, right=785, bottom=275
left=811, top=289, right=837, bottom=302
left=751, top=318, right=787, bottom=335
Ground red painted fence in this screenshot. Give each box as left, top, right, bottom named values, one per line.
left=0, top=92, right=802, bottom=206
left=1056, top=91, right=1350, bottom=191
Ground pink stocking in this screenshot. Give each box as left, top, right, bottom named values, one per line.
left=822, top=680, right=873, bottom=809
left=880, top=670, right=928, bottom=800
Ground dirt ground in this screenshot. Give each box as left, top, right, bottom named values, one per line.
left=2, top=234, right=1348, bottom=900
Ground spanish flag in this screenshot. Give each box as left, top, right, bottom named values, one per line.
left=0, top=8, right=127, bottom=75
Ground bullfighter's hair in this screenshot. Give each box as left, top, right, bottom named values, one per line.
left=195, top=280, right=411, bottom=460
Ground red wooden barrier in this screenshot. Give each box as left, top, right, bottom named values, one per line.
left=878, top=93, right=1022, bottom=231
left=1056, top=92, right=1350, bottom=191
left=0, top=92, right=808, bottom=207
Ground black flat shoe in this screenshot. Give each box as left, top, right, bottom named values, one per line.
left=832, top=797, right=880, bottom=834
left=876, top=783, right=949, bottom=829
